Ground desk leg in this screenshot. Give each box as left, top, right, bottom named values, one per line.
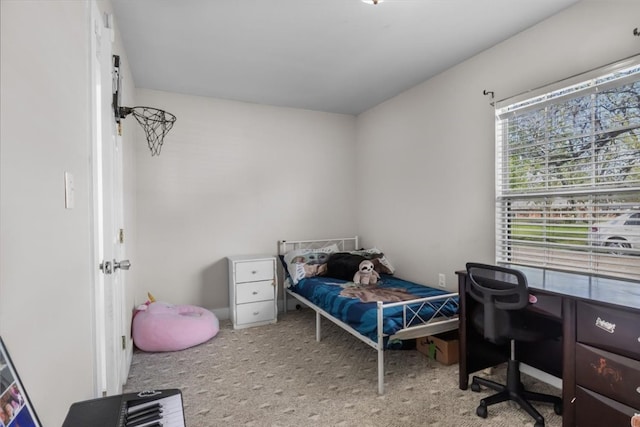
left=562, top=298, right=576, bottom=427
left=457, top=273, right=469, bottom=390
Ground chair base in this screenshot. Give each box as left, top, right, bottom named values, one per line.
left=471, top=360, right=562, bottom=427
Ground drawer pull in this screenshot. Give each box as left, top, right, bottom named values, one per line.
left=252, top=270, right=257, bottom=274
left=595, top=316, right=616, bottom=334
left=252, top=291, right=258, bottom=295
left=570, top=397, right=576, bottom=404
left=637, top=386, right=640, bottom=394
left=253, top=311, right=260, bottom=316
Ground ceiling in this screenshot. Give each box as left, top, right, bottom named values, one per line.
left=111, top=0, right=579, bottom=115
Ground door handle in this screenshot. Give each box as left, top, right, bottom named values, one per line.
left=113, top=259, right=131, bottom=271
left=100, top=260, right=113, bottom=275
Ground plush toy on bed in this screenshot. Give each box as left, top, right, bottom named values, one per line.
left=353, top=260, right=380, bottom=285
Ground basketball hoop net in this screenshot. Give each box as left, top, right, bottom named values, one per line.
left=112, top=56, right=176, bottom=156
left=118, top=106, right=176, bottom=156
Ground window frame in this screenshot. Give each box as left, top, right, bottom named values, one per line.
left=494, top=55, right=640, bottom=281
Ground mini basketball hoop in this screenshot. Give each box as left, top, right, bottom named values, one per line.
left=112, top=55, right=177, bottom=156
left=118, top=106, right=176, bottom=156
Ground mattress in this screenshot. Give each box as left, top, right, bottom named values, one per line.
left=289, top=274, right=459, bottom=343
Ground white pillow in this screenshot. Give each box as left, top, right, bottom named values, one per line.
left=283, top=244, right=339, bottom=285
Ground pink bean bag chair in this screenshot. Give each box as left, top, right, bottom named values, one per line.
left=132, top=302, right=219, bottom=352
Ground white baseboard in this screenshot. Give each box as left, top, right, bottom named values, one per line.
left=520, top=363, right=562, bottom=390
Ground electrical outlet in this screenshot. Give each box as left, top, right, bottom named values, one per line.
left=438, top=273, right=446, bottom=287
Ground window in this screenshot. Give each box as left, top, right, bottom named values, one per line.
left=495, top=56, right=640, bottom=281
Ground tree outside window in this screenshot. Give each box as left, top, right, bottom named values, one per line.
left=496, top=60, right=640, bottom=281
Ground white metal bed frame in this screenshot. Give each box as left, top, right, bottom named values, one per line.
left=278, top=236, right=459, bottom=395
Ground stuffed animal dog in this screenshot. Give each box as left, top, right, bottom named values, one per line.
left=353, top=260, right=380, bottom=285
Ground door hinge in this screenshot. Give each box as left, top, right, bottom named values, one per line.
left=121, top=335, right=126, bottom=350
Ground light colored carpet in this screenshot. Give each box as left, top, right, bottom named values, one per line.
left=124, top=308, right=562, bottom=427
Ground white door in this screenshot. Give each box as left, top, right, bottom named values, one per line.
left=90, top=1, right=128, bottom=397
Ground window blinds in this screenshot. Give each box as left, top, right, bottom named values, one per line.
left=495, top=56, right=640, bottom=281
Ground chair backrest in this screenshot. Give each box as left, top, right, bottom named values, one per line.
left=465, top=263, right=529, bottom=343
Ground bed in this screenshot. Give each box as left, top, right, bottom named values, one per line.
left=278, top=236, right=459, bottom=394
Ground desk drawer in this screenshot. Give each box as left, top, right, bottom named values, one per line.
left=575, top=386, right=639, bottom=427
left=528, top=291, right=562, bottom=319
left=576, top=343, right=640, bottom=409
left=577, top=301, right=640, bottom=361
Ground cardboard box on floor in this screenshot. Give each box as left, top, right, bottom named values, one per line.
left=416, top=330, right=459, bottom=365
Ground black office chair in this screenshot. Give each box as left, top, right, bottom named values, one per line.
left=465, top=263, right=562, bottom=427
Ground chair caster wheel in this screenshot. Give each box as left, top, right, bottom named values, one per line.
left=471, top=383, right=481, bottom=392
left=476, top=405, right=488, bottom=418
left=554, top=402, right=563, bottom=415
left=534, top=421, right=544, bottom=427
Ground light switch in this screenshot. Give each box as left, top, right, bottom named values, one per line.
left=64, top=172, right=75, bottom=209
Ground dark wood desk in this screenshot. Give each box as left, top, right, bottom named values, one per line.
left=456, top=266, right=640, bottom=427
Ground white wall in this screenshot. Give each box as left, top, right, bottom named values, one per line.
left=0, top=1, right=94, bottom=425
left=0, top=1, right=138, bottom=425
left=134, top=89, right=357, bottom=311
left=355, top=0, right=640, bottom=290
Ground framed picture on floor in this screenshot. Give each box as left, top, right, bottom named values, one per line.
left=0, top=337, right=41, bottom=427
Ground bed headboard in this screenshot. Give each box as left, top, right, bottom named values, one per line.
left=278, top=236, right=359, bottom=256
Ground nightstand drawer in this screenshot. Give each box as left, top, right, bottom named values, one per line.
left=575, top=386, right=639, bottom=427
left=577, top=301, right=640, bottom=361
left=576, top=343, right=640, bottom=409
left=236, top=280, right=275, bottom=304
left=236, top=301, right=275, bottom=325
left=235, top=260, right=274, bottom=283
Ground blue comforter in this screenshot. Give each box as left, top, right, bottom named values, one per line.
left=290, top=275, right=459, bottom=343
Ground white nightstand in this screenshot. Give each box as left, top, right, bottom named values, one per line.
left=227, top=255, right=278, bottom=329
